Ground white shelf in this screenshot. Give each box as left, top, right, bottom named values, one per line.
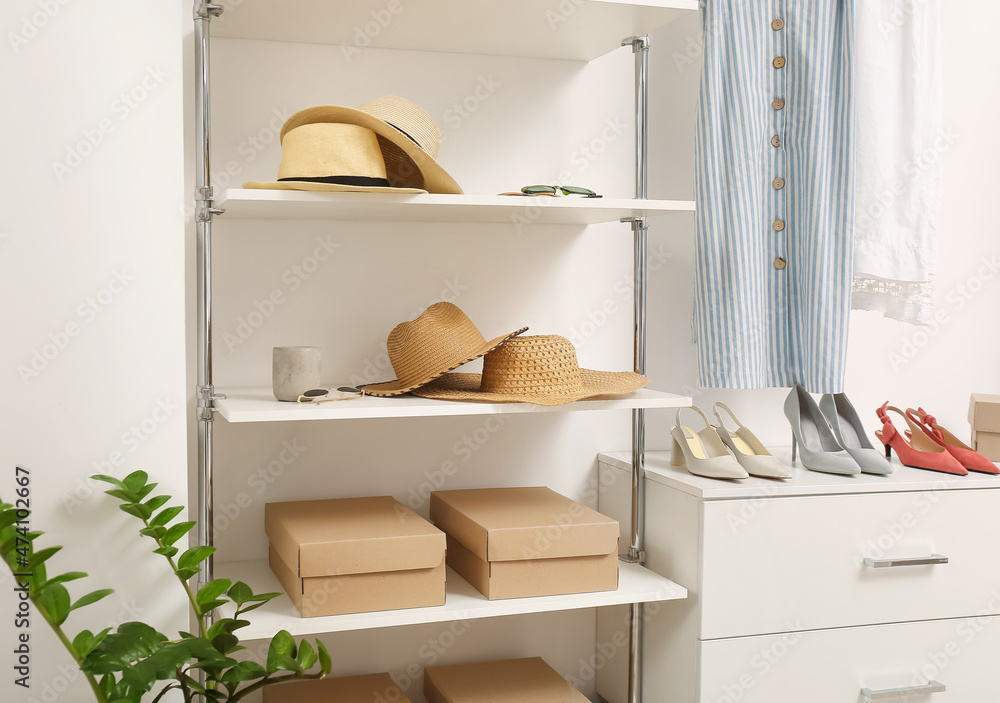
left=216, top=561, right=687, bottom=639
left=600, top=449, right=1000, bottom=500
left=216, top=189, right=695, bottom=224
left=216, top=387, right=692, bottom=423
left=212, top=0, right=699, bottom=61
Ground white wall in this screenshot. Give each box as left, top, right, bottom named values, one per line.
left=645, top=2, right=1000, bottom=450
left=0, top=2, right=188, bottom=702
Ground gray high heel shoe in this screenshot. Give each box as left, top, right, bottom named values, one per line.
left=783, top=385, right=860, bottom=476
left=710, top=403, right=793, bottom=479
left=819, top=393, right=893, bottom=475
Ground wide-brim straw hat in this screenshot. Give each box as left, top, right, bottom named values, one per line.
left=244, top=96, right=463, bottom=195
left=362, top=302, right=527, bottom=397
left=411, top=335, right=649, bottom=406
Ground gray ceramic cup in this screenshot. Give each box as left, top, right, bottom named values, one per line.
left=272, top=346, right=322, bottom=402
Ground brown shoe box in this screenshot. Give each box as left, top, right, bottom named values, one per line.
left=263, top=672, right=410, bottom=702
left=430, top=486, right=619, bottom=600
left=969, top=393, right=1000, bottom=461
left=424, top=657, right=589, bottom=703
left=265, top=496, right=446, bottom=617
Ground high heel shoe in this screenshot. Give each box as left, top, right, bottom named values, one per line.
left=671, top=407, right=749, bottom=480
left=783, top=385, right=860, bottom=476
left=710, top=403, right=793, bottom=478
left=874, top=403, right=967, bottom=476
left=819, top=393, right=893, bottom=475
left=905, top=407, right=998, bottom=474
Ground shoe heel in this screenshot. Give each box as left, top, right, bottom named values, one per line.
left=671, top=437, right=686, bottom=466
left=885, top=443, right=892, bottom=458
left=791, top=434, right=798, bottom=464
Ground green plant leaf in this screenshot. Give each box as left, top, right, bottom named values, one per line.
left=120, top=503, right=153, bottom=521
left=175, top=568, right=199, bottom=581
left=144, top=495, right=170, bottom=512
left=77, top=627, right=113, bottom=657
left=135, top=483, right=157, bottom=501
left=266, top=630, right=298, bottom=673
left=104, top=488, right=141, bottom=503
left=91, top=474, right=126, bottom=489
left=196, top=579, right=231, bottom=607
left=72, top=629, right=94, bottom=655
left=296, top=639, right=317, bottom=670
left=211, top=633, right=239, bottom=654
left=39, top=571, right=87, bottom=590
left=161, top=521, right=196, bottom=546
left=70, top=588, right=114, bottom=612
left=152, top=546, right=178, bottom=558
left=178, top=546, right=215, bottom=571
left=317, top=639, right=332, bottom=675
left=122, top=471, right=149, bottom=493
left=220, top=660, right=267, bottom=691
left=139, top=526, right=166, bottom=540
left=227, top=580, right=252, bottom=604
left=0, top=509, right=21, bottom=531
left=151, top=506, right=185, bottom=528
left=177, top=671, right=205, bottom=693
left=38, top=584, right=71, bottom=626
left=27, top=545, right=61, bottom=570
left=149, top=684, right=181, bottom=703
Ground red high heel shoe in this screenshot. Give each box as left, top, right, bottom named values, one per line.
left=875, top=403, right=967, bottom=476
left=905, top=407, right=999, bottom=474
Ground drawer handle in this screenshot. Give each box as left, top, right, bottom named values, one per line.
left=861, top=680, right=946, bottom=699
left=863, top=554, right=948, bottom=569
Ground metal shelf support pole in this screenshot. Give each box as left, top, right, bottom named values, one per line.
left=621, top=33, right=650, bottom=703
left=194, top=1, right=225, bottom=603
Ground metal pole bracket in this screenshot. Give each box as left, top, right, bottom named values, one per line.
left=621, top=36, right=651, bottom=53
left=195, top=186, right=226, bottom=223
left=197, top=384, right=226, bottom=420
left=620, top=548, right=647, bottom=565
left=194, top=2, right=224, bottom=20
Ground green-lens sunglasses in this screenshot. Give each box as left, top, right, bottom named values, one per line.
left=520, top=185, right=602, bottom=198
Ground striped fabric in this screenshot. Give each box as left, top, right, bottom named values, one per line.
left=693, top=0, right=855, bottom=393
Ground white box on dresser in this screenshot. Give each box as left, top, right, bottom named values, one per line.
left=596, top=448, right=1000, bottom=703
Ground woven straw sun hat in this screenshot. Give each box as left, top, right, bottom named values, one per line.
left=361, top=302, right=528, bottom=397
left=411, top=335, right=649, bottom=406
left=243, top=96, right=463, bottom=195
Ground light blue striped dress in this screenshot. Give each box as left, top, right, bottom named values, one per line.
left=693, top=0, right=855, bottom=393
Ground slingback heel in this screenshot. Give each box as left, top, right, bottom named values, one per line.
left=904, top=407, right=998, bottom=474
left=875, top=403, right=967, bottom=475
left=670, top=407, right=748, bottom=480
left=710, top=403, right=792, bottom=478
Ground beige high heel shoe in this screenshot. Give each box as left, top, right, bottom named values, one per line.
left=671, top=406, right=749, bottom=480
left=710, top=403, right=793, bottom=479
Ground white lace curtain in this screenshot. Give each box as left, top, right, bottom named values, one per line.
left=852, top=0, right=942, bottom=325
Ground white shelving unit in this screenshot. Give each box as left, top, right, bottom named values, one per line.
left=193, top=2, right=698, bottom=701
left=211, top=0, right=699, bottom=61
left=217, top=189, right=695, bottom=225
left=215, top=387, right=691, bottom=423
left=217, top=561, right=687, bottom=639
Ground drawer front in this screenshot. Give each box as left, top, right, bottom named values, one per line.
left=694, top=614, right=1000, bottom=703
left=701, top=488, right=1000, bottom=638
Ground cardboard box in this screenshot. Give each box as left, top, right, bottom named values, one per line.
left=263, top=672, right=410, bottom=703
left=424, top=657, right=589, bottom=703
left=969, top=393, right=1000, bottom=460
left=430, top=487, right=619, bottom=600
left=265, top=496, right=446, bottom=617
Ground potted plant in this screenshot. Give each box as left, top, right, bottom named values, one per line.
left=1, top=470, right=330, bottom=702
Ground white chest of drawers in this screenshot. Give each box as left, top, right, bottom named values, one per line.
left=595, top=449, right=1000, bottom=703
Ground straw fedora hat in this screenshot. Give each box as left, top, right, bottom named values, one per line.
left=362, top=302, right=527, bottom=397
left=411, top=335, right=649, bottom=406
left=243, top=96, right=463, bottom=195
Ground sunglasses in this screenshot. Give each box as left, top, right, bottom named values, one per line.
left=521, top=185, right=602, bottom=198
left=297, top=386, right=365, bottom=404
